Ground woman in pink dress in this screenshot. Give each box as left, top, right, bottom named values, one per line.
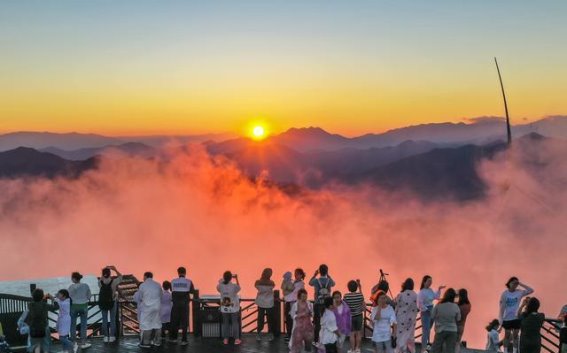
left=290, top=289, right=315, bottom=353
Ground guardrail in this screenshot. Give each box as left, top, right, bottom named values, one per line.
left=2, top=291, right=562, bottom=351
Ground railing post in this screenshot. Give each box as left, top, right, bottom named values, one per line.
left=192, top=289, right=201, bottom=337
left=273, top=290, right=282, bottom=337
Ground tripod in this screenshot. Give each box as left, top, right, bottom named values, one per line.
left=377, top=269, right=394, bottom=299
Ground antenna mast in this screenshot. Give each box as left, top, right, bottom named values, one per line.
left=494, top=57, right=512, bottom=145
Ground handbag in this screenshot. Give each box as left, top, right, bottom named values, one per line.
left=391, top=336, right=397, bottom=349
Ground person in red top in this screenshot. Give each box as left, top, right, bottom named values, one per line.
left=456, top=289, right=471, bottom=353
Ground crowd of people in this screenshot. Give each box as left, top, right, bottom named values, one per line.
left=10, top=265, right=567, bottom=353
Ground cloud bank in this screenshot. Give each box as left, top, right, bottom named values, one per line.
left=0, top=139, right=565, bottom=347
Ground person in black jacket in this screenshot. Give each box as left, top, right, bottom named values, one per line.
left=27, top=289, right=58, bottom=353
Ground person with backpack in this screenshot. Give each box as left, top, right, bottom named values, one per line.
left=98, top=265, right=123, bottom=343
left=169, top=266, right=195, bottom=346
left=309, top=264, right=336, bottom=343
left=26, top=288, right=58, bottom=353
left=68, top=272, right=92, bottom=349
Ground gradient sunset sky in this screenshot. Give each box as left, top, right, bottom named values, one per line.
left=1, top=1, right=566, bottom=136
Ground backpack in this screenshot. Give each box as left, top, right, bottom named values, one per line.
left=316, top=278, right=331, bottom=303
left=98, top=279, right=115, bottom=310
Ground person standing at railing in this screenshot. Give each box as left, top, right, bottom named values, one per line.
left=160, top=281, right=172, bottom=341
left=309, top=264, right=336, bottom=343
left=27, top=288, right=59, bottom=353
left=430, top=288, right=461, bottom=353
left=68, top=272, right=92, bottom=350
left=455, top=288, right=471, bottom=353
left=98, top=265, right=122, bottom=344
left=55, top=289, right=73, bottom=353
left=371, top=290, right=398, bottom=353
left=138, top=272, right=163, bottom=348
left=499, top=277, right=534, bottom=353
left=518, top=297, right=545, bottom=353
left=289, top=288, right=314, bottom=353
left=217, top=271, right=242, bottom=346
left=394, top=278, right=418, bottom=353
left=344, top=279, right=365, bottom=353
left=283, top=268, right=306, bottom=342
left=255, top=268, right=276, bottom=342
left=417, top=275, right=446, bottom=352
left=169, top=266, right=195, bottom=346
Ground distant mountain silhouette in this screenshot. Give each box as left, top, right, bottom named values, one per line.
left=0, top=132, right=123, bottom=152
left=248, top=116, right=565, bottom=152
left=2, top=116, right=565, bottom=153
left=0, top=147, right=97, bottom=178
left=351, top=144, right=505, bottom=200
left=41, top=142, right=155, bottom=160
left=0, top=132, right=234, bottom=152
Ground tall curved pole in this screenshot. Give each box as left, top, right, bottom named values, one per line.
left=495, top=57, right=512, bottom=145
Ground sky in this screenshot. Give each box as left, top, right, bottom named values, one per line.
left=1, top=0, right=566, bottom=136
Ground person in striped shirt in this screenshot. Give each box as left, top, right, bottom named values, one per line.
left=343, top=280, right=366, bottom=353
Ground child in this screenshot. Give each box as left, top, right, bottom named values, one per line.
left=344, top=280, right=365, bottom=353
left=160, top=281, right=173, bottom=340
left=486, top=319, right=501, bottom=353
left=319, top=296, right=340, bottom=353
left=55, top=289, right=73, bottom=353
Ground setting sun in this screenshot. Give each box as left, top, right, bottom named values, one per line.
left=251, top=125, right=266, bottom=140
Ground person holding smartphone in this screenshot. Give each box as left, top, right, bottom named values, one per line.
left=217, top=271, right=242, bottom=345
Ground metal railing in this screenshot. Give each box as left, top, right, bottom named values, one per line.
left=2, top=291, right=562, bottom=351
left=541, top=318, right=562, bottom=353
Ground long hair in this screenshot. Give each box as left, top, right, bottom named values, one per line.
left=440, top=288, right=457, bottom=303
left=457, top=288, right=470, bottom=305
left=402, top=278, right=414, bottom=292
left=420, top=275, right=431, bottom=290
left=486, top=319, right=499, bottom=332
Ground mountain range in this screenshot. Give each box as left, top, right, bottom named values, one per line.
left=0, top=116, right=565, bottom=200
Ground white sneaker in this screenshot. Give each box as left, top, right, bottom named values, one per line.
left=103, top=336, right=109, bottom=343
left=81, top=342, right=92, bottom=349
left=109, top=336, right=116, bottom=343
